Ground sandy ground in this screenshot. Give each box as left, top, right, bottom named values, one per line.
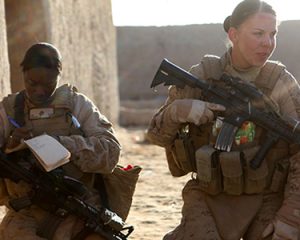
left=115, top=127, right=190, bottom=240
left=0, top=126, right=190, bottom=240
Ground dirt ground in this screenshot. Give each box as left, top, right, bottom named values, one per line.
left=0, top=126, right=190, bottom=240
left=115, top=127, right=190, bottom=240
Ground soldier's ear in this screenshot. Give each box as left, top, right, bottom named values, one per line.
left=228, top=27, right=238, bottom=44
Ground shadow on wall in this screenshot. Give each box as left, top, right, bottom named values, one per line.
left=5, top=0, right=48, bottom=93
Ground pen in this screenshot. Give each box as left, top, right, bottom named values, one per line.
left=67, top=113, right=81, bottom=129
left=7, top=116, right=21, bottom=128
left=67, top=112, right=85, bottom=137
left=71, top=115, right=81, bottom=129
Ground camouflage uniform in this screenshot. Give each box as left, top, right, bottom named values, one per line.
left=147, top=51, right=300, bottom=240
left=0, top=84, right=121, bottom=240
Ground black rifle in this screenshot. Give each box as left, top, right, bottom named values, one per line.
left=0, top=150, right=133, bottom=240
left=151, top=58, right=300, bottom=169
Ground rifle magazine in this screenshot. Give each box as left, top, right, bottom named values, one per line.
left=215, top=122, right=238, bottom=152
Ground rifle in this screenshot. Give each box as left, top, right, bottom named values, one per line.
left=0, top=150, right=133, bottom=240
left=151, top=58, right=300, bottom=169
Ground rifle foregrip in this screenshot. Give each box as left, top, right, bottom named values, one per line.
left=250, top=148, right=268, bottom=170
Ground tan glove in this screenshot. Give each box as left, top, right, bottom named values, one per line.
left=261, top=219, right=300, bottom=240
left=261, top=151, right=300, bottom=239
left=167, top=99, right=225, bottom=125
left=146, top=99, right=225, bottom=147
left=262, top=192, right=300, bottom=240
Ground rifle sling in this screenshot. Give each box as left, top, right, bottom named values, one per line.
left=94, top=173, right=110, bottom=209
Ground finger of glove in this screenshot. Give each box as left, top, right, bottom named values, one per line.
left=272, top=232, right=298, bottom=240
left=273, top=220, right=299, bottom=240
left=206, top=102, right=226, bottom=111
left=169, top=99, right=193, bottom=123
left=261, top=223, right=274, bottom=238
left=185, top=100, right=207, bottom=125
left=171, top=99, right=205, bottom=125
left=198, top=108, right=214, bottom=125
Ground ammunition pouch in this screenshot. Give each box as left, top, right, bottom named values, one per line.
left=168, top=123, right=290, bottom=195
left=269, top=157, right=290, bottom=192
left=243, top=147, right=268, bottom=194
left=195, top=144, right=290, bottom=196
left=171, top=133, right=196, bottom=174
left=196, top=145, right=221, bottom=195
left=219, top=151, right=244, bottom=195
left=167, top=124, right=212, bottom=177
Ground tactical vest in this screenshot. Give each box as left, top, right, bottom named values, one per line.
left=169, top=55, right=297, bottom=196
left=2, top=84, right=94, bottom=188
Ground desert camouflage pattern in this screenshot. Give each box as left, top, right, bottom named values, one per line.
left=0, top=84, right=120, bottom=239
left=147, top=51, right=300, bottom=239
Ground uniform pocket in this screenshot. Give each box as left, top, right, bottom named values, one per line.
left=220, top=151, right=243, bottom=195
left=196, top=145, right=222, bottom=195
left=173, top=137, right=195, bottom=173
left=269, top=158, right=290, bottom=192
left=243, top=146, right=268, bottom=194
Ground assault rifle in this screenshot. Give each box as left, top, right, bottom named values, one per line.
left=151, top=59, right=300, bottom=169
left=0, top=150, right=133, bottom=240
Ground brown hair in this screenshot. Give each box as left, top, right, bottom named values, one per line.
left=223, top=0, right=276, bottom=33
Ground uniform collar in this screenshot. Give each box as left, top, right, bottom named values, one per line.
left=222, top=49, right=262, bottom=84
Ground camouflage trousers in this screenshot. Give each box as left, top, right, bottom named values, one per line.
left=0, top=207, right=105, bottom=240
left=163, top=179, right=283, bottom=240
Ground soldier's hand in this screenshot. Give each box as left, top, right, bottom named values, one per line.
left=6, top=127, right=33, bottom=149
left=167, top=99, right=226, bottom=126
left=261, top=219, right=299, bottom=240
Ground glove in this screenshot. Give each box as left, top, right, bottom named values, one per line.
left=262, top=151, right=300, bottom=240
left=167, top=99, right=225, bottom=126
left=261, top=219, right=299, bottom=240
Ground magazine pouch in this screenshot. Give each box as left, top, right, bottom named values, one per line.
left=220, top=151, right=243, bottom=195
left=172, top=135, right=196, bottom=174
left=196, top=145, right=222, bottom=195
left=269, top=158, right=290, bottom=192
left=243, top=146, right=269, bottom=194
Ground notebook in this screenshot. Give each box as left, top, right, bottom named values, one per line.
left=23, top=134, right=71, bottom=172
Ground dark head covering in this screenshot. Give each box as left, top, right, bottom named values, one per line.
left=20, top=42, right=62, bottom=73
left=223, top=0, right=276, bottom=33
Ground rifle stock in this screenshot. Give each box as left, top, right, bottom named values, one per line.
left=152, top=59, right=300, bottom=169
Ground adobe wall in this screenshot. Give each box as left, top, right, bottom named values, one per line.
left=45, top=0, right=119, bottom=123
left=0, top=0, right=10, bottom=99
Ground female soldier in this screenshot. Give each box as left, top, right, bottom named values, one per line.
left=0, top=42, right=121, bottom=239
left=147, top=0, right=300, bottom=239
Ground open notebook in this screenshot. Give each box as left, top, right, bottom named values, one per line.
left=5, top=134, right=71, bottom=172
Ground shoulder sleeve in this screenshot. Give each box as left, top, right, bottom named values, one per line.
left=59, top=93, right=121, bottom=174
left=270, top=69, right=300, bottom=118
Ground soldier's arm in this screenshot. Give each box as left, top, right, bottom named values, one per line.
left=146, top=63, right=204, bottom=147
left=59, top=93, right=121, bottom=174
left=268, top=70, right=300, bottom=237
